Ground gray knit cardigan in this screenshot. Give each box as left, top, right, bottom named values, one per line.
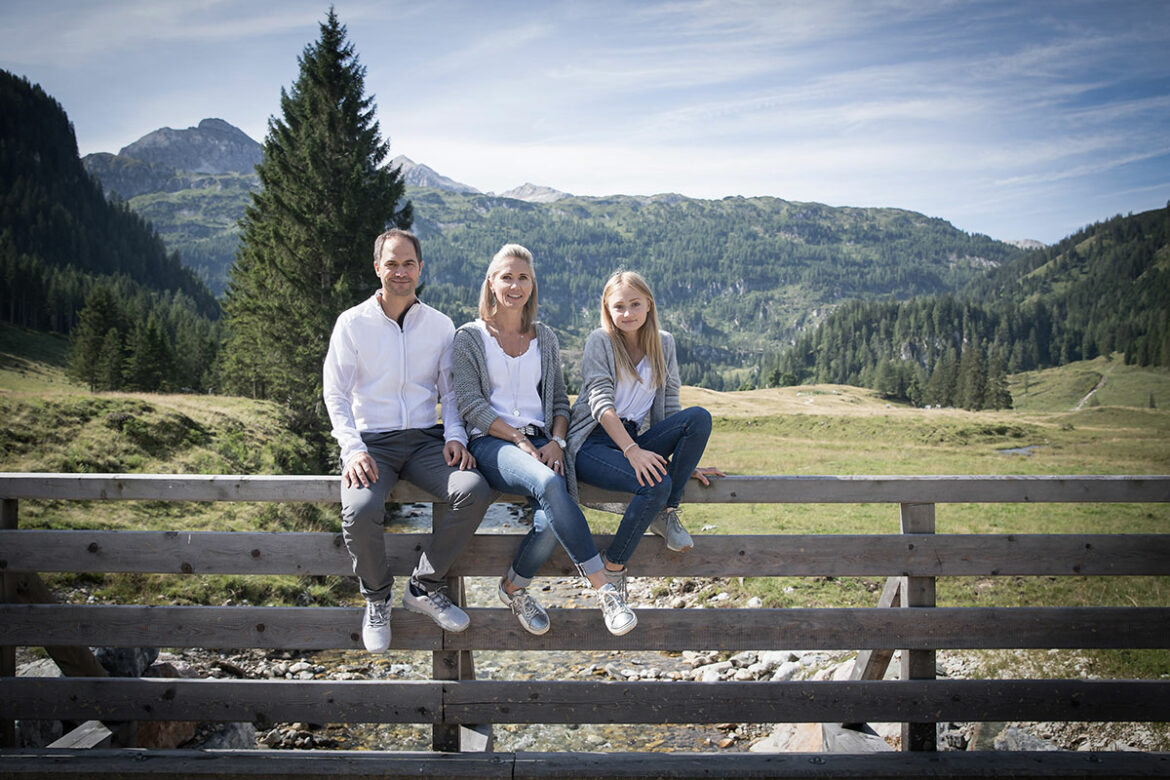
left=565, top=328, right=681, bottom=499
left=451, top=320, right=575, bottom=489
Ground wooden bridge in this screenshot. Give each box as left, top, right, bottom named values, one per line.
left=2, top=472, right=1169, bottom=779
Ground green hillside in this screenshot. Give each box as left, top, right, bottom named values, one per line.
left=776, top=206, right=1170, bottom=407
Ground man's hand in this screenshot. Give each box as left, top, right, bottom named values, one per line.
left=343, top=452, right=379, bottom=489
left=444, top=440, right=476, bottom=470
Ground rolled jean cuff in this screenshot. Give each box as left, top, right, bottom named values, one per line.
left=575, top=554, right=604, bottom=579
left=507, top=565, right=533, bottom=589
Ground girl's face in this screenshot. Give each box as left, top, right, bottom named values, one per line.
left=489, top=256, right=534, bottom=311
left=606, top=283, right=649, bottom=337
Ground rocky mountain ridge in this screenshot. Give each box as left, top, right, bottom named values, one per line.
left=118, top=117, right=262, bottom=174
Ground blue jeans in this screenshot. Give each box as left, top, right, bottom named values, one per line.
left=468, top=433, right=603, bottom=587
left=574, top=406, right=712, bottom=565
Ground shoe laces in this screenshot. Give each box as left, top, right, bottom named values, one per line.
left=425, top=587, right=455, bottom=612
left=664, top=506, right=684, bottom=531
left=509, top=588, right=543, bottom=622
left=366, top=598, right=390, bottom=627
left=596, top=584, right=630, bottom=619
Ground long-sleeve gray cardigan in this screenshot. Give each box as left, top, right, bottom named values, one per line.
left=565, top=328, right=681, bottom=499
left=451, top=320, right=575, bottom=490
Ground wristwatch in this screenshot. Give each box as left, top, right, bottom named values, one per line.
left=551, top=435, right=567, bottom=449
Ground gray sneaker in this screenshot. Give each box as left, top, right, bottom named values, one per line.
left=595, top=583, right=637, bottom=636
left=498, top=578, right=550, bottom=635
left=362, top=594, right=392, bottom=653
left=403, top=582, right=470, bottom=633
left=649, top=506, right=693, bottom=552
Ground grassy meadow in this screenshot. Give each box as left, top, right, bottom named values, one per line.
left=3, top=323, right=1169, bottom=681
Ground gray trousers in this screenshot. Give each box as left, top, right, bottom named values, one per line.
left=340, top=426, right=491, bottom=600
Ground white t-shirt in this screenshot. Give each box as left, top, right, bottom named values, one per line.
left=472, top=320, right=544, bottom=433
left=613, top=356, right=655, bottom=426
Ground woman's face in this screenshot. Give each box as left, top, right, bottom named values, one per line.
left=489, top=256, right=534, bottom=313
left=606, top=283, right=649, bottom=337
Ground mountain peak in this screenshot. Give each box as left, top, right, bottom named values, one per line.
left=391, top=155, right=480, bottom=193
left=499, top=182, right=571, bottom=203
left=118, top=118, right=261, bottom=174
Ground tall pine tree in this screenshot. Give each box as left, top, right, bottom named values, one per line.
left=221, top=9, right=411, bottom=448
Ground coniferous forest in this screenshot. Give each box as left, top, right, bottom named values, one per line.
left=1, top=70, right=222, bottom=392
left=772, top=206, right=1170, bottom=408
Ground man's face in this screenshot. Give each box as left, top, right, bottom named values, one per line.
left=375, top=235, right=421, bottom=300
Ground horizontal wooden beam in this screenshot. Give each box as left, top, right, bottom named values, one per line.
left=2, top=473, right=1168, bottom=504
left=4, top=530, right=1168, bottom=577
left=3, top=604, right=1166, bottom=652
left=3, top=678, right=1167, bottom=725
left=1, top=749, right=1167, bottom=780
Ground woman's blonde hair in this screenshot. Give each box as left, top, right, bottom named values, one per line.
left=600, top=270, right=665, bottom=388
left=478, top=243, right=538, bottom=331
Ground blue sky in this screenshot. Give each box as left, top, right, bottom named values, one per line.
left=2, top=0, right=1168, bottom=244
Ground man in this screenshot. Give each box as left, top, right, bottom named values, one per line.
left=323, top=228, right=491, bottom=652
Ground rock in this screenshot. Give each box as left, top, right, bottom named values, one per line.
left=750, top=722, right=822, bottom=752
left=729, top=651, right=758, bottom=667
left=732, top=669, right=755, bottom=681
left=994, top=726, right=1059, bottom=751
left=770, top=661, right=801, bottom=681
left=194, top=722, right=256, bottom=750
left=746, top=596, right=763, bottom=608
left=92, top=647, right=158, bottom=677
left=759, top=650, right=795, bottom=668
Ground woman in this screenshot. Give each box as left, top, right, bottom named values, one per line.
left=567, top=270, right=724, bottom=598
left=452, top=244, right=637, bottom=636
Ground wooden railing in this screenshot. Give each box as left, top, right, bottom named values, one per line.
left=1, top=472, right=1169, bottom=779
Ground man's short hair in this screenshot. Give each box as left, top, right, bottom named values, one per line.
left=374, top=228, right=422, bottom=264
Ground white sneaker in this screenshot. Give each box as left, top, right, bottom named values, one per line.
left=498, top=578, right=550, bottom=635
left=649, top=507, right=693, bottom=552
left=595, top=583, right=637, bottom=636
left=402, top=581, right=470, bottom=633
left=362, top=594, right=392, bottom=652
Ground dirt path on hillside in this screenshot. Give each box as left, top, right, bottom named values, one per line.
left=1074, top=372, right=1108, bottom=410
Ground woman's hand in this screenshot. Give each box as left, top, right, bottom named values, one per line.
left=625, top=445, right=668, bottom=487
left=536, top=440, right=564, bottom=475
left=690, top=465, right=726, bottom=486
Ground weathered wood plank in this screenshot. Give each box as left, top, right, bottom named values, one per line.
left=46, top=721, right=115, bottom=749
left=4, top=678, right=1167, bottom=725
left=0, top=749, right=1168, bottom=780
left=446, top=679, right=1170, bottom=724
left=0, top=748, right=514, bottom=779
left=514, top=750, right=1170, bottom=779
left=1, top=678, right=440, bottom=723
left=900, top=502, right=937, bottom=752
left=3, top=572, right=109, bottom=678
left=851, top=576, right=901, bottom=684
left=6, top=530, right=1168, bottom=577
left=2, top=473, right=1168, bottom=504
left=1, top=497, right=16, bottom=749
left=4, top=604, right=1167, bottom=651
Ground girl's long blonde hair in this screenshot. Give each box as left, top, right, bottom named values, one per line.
left=478, top=243, right=538, bottom=331
left=600, top=270, right=665, bottom=388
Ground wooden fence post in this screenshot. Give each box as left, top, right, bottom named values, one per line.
left=900, top=502, right=936, bottom=752
left=2, top=498, right=17, bottom=747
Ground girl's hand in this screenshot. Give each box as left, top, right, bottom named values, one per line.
left=536, top=440, right=564, bottom=475
left=690, top=466, right=726, bottom=486
left=626, top=445, right=668, bottom=487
